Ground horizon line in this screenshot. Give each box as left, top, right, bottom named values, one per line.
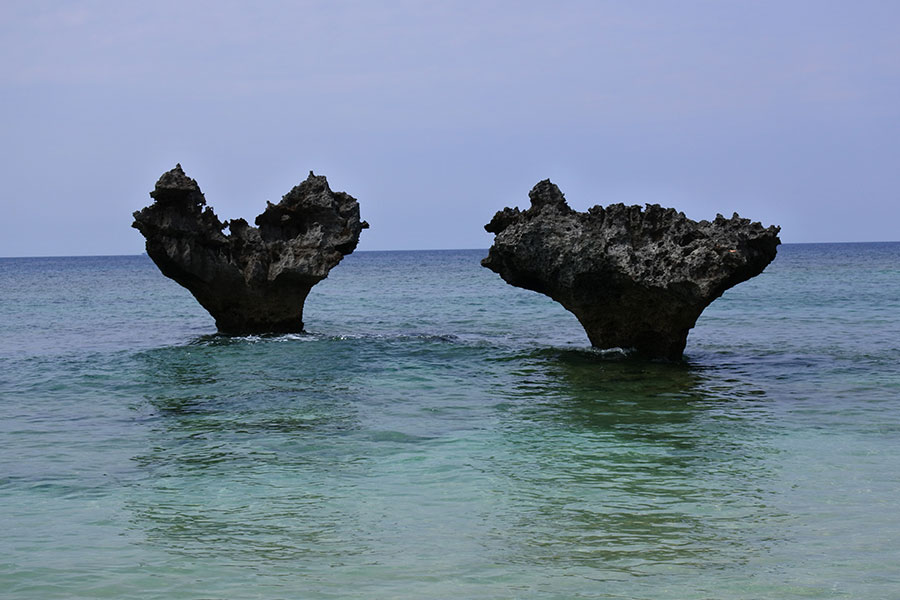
left=2, top=240, right=899, bottom=260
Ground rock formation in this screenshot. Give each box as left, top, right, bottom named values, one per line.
left=482, top=180, right=780, bottom=359
left=133, top=164, right=368, bottom=334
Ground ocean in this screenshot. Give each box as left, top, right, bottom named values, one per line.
left=1, top=244, right=898, bottom=599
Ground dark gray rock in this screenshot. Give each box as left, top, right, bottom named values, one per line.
left=482, top=180, right=780, bottom=359
left=133, top=164, right=368, bottom=334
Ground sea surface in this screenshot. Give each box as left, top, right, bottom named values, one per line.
left=1, top=244, right=899, bottom=599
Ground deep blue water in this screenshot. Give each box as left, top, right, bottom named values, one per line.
left=1, top=244, right=899, bottom=599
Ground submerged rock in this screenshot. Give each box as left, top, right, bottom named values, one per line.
left=482, top=180, right=780, bottom=359
left=133, top=164, right=368, bottom=334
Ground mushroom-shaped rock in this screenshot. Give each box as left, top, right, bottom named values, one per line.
left=133, top=164, right=368, bottom=334
left=482, top=180, right=780, bottom=359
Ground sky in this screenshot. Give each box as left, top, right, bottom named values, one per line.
left=1, top=0, right=899, bottom=256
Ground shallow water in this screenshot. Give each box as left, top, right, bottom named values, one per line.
left=1, top=245, right=899, bottom=598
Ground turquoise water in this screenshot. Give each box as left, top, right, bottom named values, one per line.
left=1, top=245, right=899, bottom=599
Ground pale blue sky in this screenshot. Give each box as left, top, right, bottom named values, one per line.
left=2, top=0, right=898, bottom=256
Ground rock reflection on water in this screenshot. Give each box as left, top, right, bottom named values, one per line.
left=128, top=338, right=372, bottom=563
left=122, top=334, right=791, bottom=593
left=486, top=349, right=786, bottom=577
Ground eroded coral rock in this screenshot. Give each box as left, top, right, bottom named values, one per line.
left=482, top=180, right=780, bottom=359
left=133, top=164, right=368, bottom=333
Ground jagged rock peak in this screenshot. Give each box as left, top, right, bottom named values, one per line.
left=528, top=179, right=569, bottom=212
left=482, top=179, right=781, bottom=360
left=148, top=163, right=205, bottom=206
left=132, top=164, right=368, bottom=334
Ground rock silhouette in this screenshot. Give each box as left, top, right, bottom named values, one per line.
left=482, top=180, right=780, bottom=359
left=133, top=164, right=367, bottom=334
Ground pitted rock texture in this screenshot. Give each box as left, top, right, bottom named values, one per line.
left=133, top=164, right=368, bottom=334
left=482, top=180, right=780, bottom=359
